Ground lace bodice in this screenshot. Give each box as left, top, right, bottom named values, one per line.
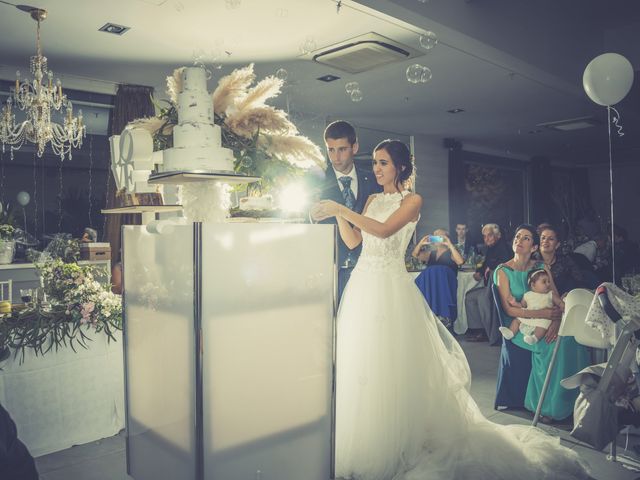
left=355, top=191, right=417, bottom=274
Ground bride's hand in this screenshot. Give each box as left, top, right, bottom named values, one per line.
left=312, top=200, right=343, bottom=220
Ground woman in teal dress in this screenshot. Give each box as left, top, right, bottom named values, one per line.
left=493, top=224, right=590, bottom=421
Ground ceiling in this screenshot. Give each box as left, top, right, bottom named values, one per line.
left=0, top=0, right=638, bottom=165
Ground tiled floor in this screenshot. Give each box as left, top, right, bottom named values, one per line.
left=34, top=339, right=640, bottom=479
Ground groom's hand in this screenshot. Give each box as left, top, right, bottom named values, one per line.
left=310, top=202, right=330, bottom=221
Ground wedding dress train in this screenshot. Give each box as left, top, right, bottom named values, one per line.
left=335, top=191, right=588, bottom=480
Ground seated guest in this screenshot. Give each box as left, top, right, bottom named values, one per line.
left=536, top=225, right=598, bottom=295
left=454, top=222, right=475, bottom=261
left=0, top=403, right=39, bottom=480
left=494, top=224, right=589, bottom=423
left=612, top=225, right=640, bottom=283
left=593, top=234, right=613, bottom=283
left=464, top=223, right=512, bottom=343
left=412, top=229, right=464, bottom=274
left=574, top=238, right=597, bottom=264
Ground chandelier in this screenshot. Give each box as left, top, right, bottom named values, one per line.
left=0, top=8, right=85, bottom=160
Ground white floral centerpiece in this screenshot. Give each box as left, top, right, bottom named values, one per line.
left=0, top=254, right=122, bottom=362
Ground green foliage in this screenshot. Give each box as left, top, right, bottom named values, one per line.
left=0, top=224, right=14, bottom=240
left=0, top=259, right=122, bottom=363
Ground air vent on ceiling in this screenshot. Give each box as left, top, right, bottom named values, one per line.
left=311, top=32, right=423, bottom=74
left=537, top=116, right=600, bottom=131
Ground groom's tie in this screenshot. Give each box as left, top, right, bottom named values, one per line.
left=339, top=176, right=356, bottom=210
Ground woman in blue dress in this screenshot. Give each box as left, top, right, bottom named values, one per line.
left=493, top=224, right=590, bottom=421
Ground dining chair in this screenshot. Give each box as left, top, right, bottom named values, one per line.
left=0, top=279, right=12, bottom=303
left=532, top=288, right=608, bottom=427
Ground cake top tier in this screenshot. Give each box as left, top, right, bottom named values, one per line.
left=181, top=67, right=208, bottom=93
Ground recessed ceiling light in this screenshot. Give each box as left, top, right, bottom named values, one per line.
left=99, top=23, right=130, bottom=35
left=317, top=74, right=341, bottom=82
left=447, top=108, right=464, bottom=114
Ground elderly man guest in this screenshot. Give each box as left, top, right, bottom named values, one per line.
left=310, top=120, right=381, bottom=301
left=464, top=223, right=512, bottom=343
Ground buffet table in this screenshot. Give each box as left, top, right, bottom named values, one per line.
left=411, top=269, right=481, bottom=334
left=0, top=327, right=124, bottom=457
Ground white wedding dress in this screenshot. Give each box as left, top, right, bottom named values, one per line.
left=335, top=191, right=589, bottom=480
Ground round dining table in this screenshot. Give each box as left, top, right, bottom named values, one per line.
left=454, top=269, right=482, bottom=335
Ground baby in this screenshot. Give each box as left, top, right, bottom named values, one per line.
left=499, top=269, right=562, bottom=345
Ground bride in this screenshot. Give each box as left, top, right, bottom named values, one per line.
left=312, top=140, right=588, bottom=480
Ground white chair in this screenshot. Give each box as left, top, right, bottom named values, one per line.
left=532, top=288, right=608, bottom=426
left=0, top=279, right=12, bottom=303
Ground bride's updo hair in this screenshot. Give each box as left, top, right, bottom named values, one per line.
left=373, top=139, right=414, bottom=189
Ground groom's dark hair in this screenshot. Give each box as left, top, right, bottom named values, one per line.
left=324, top=120, right=357, bottom=146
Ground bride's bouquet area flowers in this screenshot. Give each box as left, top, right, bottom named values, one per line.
left=0, top=256, right=122, bottom=362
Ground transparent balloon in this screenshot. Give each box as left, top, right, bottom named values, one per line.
left=192, top=48, right=223, bottom=73
left=420, top=66, right=433, bottom=83
left=350, top=89, right=363, bottom=102
left=225, top=0, right=241, bottom=9
left=173, top=1, right=184, bottom=12
left=419, top=31, right=438, bottom=50
left=299, top=36, right=317, bottom=55
left=276, top=8, right=288, bottom=18
left=276, top=68, right=288, bottom=81
left=345, top=81, right=359, bottom=94
left=406, top=64, right=424, bottom=84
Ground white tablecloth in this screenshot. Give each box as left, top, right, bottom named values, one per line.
left=454, top=271, right=482, bottom=334
left=410, top=270, right=481, bottom=334
left=0, top=328, right=125, bottom=457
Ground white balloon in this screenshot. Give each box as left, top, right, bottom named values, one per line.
left=583, top=53, right=634, bottom=106
left=16, top=191, right=30, bottom=206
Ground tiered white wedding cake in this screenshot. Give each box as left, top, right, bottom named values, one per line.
left=161, top=67, right=235, bottom=173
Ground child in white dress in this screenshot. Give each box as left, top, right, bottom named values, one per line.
left=499, top=269, right=562, bottom=345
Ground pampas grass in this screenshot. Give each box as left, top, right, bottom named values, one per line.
left=258, top=134, right=325, bottom=169
left=212, top=63, right=256, bottom=115
left=128, top=116, right=173, bottom=136
left=226, top=106, right=295, bottom=138
left=235, top=76, right=282, bottom=112
left=166, top=67, right=185, bottom=104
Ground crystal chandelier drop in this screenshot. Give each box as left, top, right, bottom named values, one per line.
left=0, top=8, right=85, bottom=160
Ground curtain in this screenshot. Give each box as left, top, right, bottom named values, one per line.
left=529, top=156, right=553, bottom=226
left=103, top=84, right=155, bottom=265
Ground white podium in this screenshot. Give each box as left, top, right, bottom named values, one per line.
left=122, top=223, right=336, bottom=480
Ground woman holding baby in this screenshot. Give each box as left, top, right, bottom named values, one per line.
left=493, top=224, right=590, bottom=423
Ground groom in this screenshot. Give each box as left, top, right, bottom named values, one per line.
left=311, top=120, right=381, bottom=301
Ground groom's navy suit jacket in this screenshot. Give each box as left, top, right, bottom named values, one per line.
left=318, top=164, right=382, bottom=268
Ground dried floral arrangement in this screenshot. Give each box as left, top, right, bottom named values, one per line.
left=129, top=64, right=325, bottom=192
